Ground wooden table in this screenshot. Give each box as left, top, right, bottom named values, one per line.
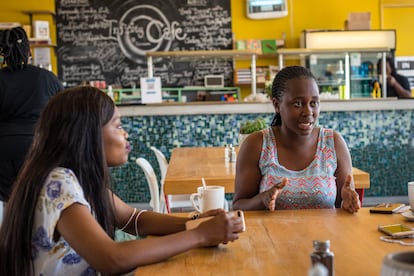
left=135, top=208, right=414, bottom=275
left=164, top=147, right=370, bottom=195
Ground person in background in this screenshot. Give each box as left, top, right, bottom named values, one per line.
left=233, top=66, right=360, bottom=213
left=377, top=57, right=411, bottom=98
left=0, top=86, right=244, bottom=275
left=0, top=26, right=63, bottom=201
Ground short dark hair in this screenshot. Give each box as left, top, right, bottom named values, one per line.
left=0, top=26, right=30, bottom=71
left=271, top=66, right=316, bottom=126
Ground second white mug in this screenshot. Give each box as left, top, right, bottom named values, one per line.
left=190, top=185, right=225, bottom=213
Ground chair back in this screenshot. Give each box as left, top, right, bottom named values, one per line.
left=149, top=147, right=196, bottom=213
left=136, top=158, right=161, bottom=213
left=150, top=146, right=169, bottom=212
left=150, top=146, right=169, bottom=183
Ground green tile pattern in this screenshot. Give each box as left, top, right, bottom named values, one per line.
left=112, top=110, right=414, bottom=203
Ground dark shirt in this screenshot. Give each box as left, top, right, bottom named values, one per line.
left=0, top=64, right=63, bottom=200
left=0, top=65, right=63, bottom=138
left=386, top=73, right=411, bottom=98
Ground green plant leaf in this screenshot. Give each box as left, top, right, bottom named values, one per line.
left=240, top=117, right=267, bottom=134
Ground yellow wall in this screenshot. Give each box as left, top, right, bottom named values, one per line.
left=0, top=0, right=57, bottom=72
left=382, top=1, right=414, bottom=56
left=232, top=0, right=383, bottom=96
left=231, top=0, right=381, bottom=48
left=2, top=0, right=412, bottom=95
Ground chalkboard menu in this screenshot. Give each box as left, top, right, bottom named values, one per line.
left=56, top=0, right=233, bottom=88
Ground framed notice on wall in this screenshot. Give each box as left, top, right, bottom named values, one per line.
left=32, top=20, right=50, bottom=39
left=140, top=77, right=162, bottom=103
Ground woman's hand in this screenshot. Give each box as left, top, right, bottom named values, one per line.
left=387, top=75, right=396, bottom=87
left=195, top=212, right=244, bottom=247
left=197, top=208, right=225, bottom=219
left=341, top=175, right=361, bottom=213
left=260, top=178, right=288, bottom=211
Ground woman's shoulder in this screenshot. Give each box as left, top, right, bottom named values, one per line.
left=319, top=127, right=338, bottom=137
left=44, top=167, right=82, bottom=194
left=42, top=167, right=89, bottom=206
left=47, top=167, right=78, bottom=180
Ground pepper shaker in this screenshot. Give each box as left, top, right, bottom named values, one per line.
left=310, top=240, right=334, bottom=276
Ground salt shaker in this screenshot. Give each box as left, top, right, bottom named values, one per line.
left=229, top=144, right=236, bottom=162
left=224, top=144, right=230, bottom=162
left=310, top=240, right=334, bottom=276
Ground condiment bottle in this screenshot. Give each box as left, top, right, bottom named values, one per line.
left=371, top=81, right=381, bottom=98
left=308, top=262, right=328, bottom=276
left=310, top=240, right=334, bottom=276
left=224, top=144, right=230, bottom=162
left=229, top=144, right=236, bottom=163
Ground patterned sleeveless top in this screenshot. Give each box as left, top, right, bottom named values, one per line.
left=259, top=127, right=337, bottom=209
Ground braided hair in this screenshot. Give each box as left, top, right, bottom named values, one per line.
left=0, top=26, right=30, bottom=71
left=270, top=66, right=316, bottom=126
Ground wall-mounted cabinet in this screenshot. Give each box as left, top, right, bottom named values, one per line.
left=277, top=48, right=390, bottom=99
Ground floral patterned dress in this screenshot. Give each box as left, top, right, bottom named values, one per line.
left=32, top=167, right=95, bottom=275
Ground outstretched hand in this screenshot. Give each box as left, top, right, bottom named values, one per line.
left=261, top=178, right=288, bottom=211
left=341, top=175, right=361, bottom=213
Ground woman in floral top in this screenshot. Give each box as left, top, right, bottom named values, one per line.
left=0, top=86, right=244, bottom=275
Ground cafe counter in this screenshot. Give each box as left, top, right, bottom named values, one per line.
left=112, top=98, right=414, bottom=204
left=118, top=97, right=412, bottom=116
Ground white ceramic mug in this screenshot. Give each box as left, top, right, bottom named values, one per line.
left=190, top=186, right=225, bottom=213
left=382, top=251, right=414, bottom=276
left=408, top=181, right=414, bottom=209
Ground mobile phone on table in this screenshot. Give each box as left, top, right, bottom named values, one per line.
left=232, top=210, right=246, bottom=232
left=369, top=203, right=406, bottom=214
left=378, top=224, right=414, bottom=238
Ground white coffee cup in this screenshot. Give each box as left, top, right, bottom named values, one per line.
left=382, top=251, right=414, bottom=275
left=190, top=186, right=225, bottom=213
left=408, top=181, right=414, bottom=209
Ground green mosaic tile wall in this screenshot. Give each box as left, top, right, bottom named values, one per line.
left=111, top=110, right=414, bottom=203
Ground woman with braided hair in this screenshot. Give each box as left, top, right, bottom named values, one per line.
left=233, top=66, right=360, bottom=213
left=0, top=26, right=63, bottom=201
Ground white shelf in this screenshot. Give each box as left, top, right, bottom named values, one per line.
left=146, top=50, right=261, bottom=96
